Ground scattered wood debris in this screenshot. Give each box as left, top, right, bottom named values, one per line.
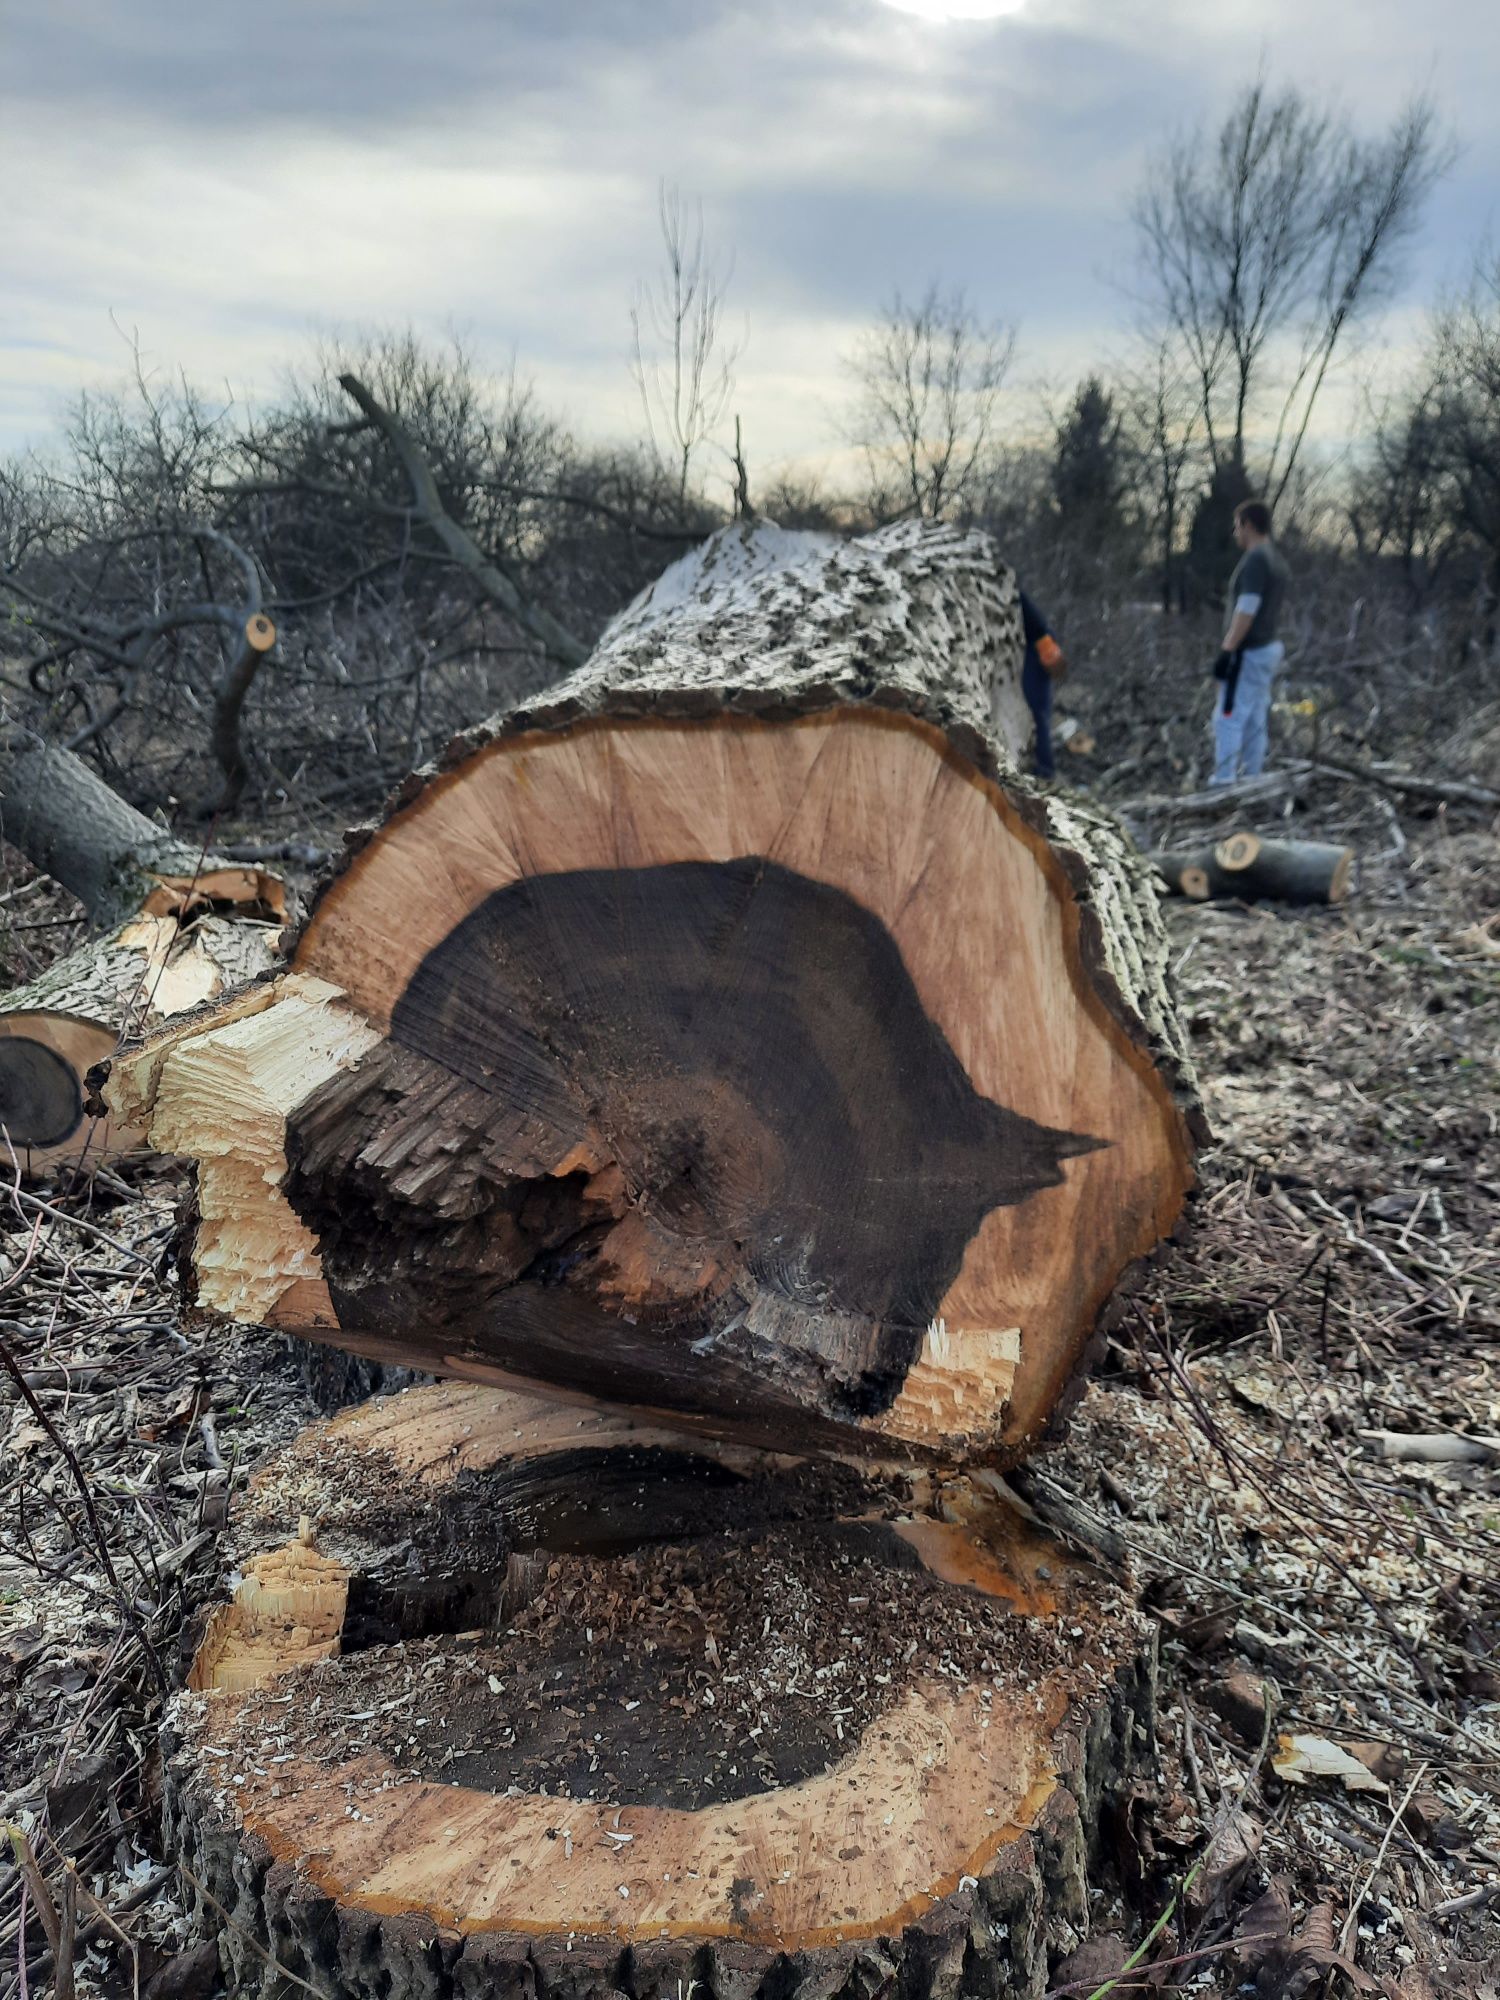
left=2, top=794, right=1496, bottom=1996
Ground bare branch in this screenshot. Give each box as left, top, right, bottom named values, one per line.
left=336, top=373, right=588, bottom=671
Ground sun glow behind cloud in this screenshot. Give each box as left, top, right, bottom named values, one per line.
left=876, top=0, right=1027, bottom=20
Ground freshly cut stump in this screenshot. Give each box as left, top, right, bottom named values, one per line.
left=108, top=520, right=1200, bottom=1462
left=171, top=1382, right=1154, bottom=2000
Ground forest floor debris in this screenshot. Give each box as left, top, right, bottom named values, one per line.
left=1, top=788, right=1497, bottom=1998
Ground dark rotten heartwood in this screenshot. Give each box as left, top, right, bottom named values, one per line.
left=167, top=1381, right=1156, bottom=2000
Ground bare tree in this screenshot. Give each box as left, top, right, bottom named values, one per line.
left=1427, top=254, right=1500, bottom=644
left=1347, top=372, right=1457, bottom=608
left=844, top=285, right=1014, bottom=521
left=0, top=351, right=278, bottom=813
left=1133, top=83, right=1448, bottom=503
left=1345, top=252, right=1500, bottom=645
left=630, top=184, right=739, bottom=509
left=1119, top=341, right=1206, bottom=612
left=1, top=333, right=700, bottom=828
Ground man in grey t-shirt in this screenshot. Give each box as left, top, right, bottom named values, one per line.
left=1210, top=498, right=1290, bottom=784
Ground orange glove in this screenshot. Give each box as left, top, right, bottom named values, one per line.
left=1036, top=635, right=1068, bottom=678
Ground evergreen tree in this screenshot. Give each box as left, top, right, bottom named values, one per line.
left=1052, top=376, right=1130, bottom=545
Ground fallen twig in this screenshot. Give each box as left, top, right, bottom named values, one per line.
left=1359, top=1429, right=1500, bottom=1464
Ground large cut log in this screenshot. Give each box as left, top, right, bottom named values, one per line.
left=106, top=520, right=1201, bottom=1461
left=0, top=734, right=286, bottom=1172
left=169, top=1380, right=1154, bottom=2000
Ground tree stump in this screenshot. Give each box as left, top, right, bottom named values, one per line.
left=106, top=520, right=1201, bottom=1461
left=169, top=1382, right=1155, bottom=2000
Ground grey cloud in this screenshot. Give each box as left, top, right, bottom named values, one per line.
left=0, top=0, right=1496, bottom=463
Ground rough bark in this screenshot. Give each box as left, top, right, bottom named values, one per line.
left=1150, top=833, right=1353, bottom=904
left=0, top=732, right=285, bottom=929
left=167, top=1381, right=1157, bottom=2000
left=107, top=519, right=1201, bottom=1463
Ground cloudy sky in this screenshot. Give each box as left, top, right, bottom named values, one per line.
left=3, top=0, right=1498, bottom=493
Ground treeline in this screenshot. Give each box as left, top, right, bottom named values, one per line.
left=1, top=82, right=1496, bottom=828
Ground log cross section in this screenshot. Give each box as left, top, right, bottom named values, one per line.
left=108, top=520, right=1200, bottom=1462
left=165, top=1382, right=1156, bottom=1999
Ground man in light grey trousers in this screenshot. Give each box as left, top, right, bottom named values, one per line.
left=1210, top=498, right=1290, bottom=785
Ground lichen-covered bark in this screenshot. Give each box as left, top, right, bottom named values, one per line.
left=311, top=517, right=1202, bottom=1194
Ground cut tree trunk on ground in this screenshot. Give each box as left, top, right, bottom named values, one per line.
left=169, top=1380, right=1155, bottom=2000
left=0, top=913, right=279, bottom=1173
left=1, top=732, right=286, bottom=929
left=1150, top=834, right=1353, bottom=905
left=0, top=734, right=287, bottom=1172
left=106, top=519, right=1201, bottom=1463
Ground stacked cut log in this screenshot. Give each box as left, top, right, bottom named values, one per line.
left=105, top=520, right=1204, bottom=1998
left=0, top=735, right=285, bottom=1173
left=1151, top=830, right=1353, bottom=905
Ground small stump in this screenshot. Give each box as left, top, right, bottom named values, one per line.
left=170, top=1383, right=1154, bottom=1999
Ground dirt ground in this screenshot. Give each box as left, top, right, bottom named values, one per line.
left=1, top=775, right=1496, bottom=1999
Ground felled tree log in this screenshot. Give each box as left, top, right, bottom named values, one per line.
left=1150, top=832, right=1353, bottom=905
left=0, top=913, right=279, bottom=1172
left=169, top=1380, right=1155, bottom=2000
left=0, top=733, right=285, bottom=1171
left=0, top=731, right=285, bottom=929
left=107, top=519, right=1201, bottom=1462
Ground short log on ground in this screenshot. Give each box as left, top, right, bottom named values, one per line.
left=1, top=912, right=280, bottom=1172
left=170, top=1380, right=1155, bottom=2000
left=0, top=735, right=286, bottom=1171
left=106, top=519, right=1201, bottom=1462
left=1150, top=832, right=1353, bottom=905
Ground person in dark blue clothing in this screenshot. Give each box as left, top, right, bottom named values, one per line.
left=1018, top=589, right=1068, bottom=779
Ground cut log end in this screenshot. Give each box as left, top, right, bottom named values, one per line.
left=1213, top=830, right=1261, bottom=873
left=107, top=523, right=1199, bottom=1458
left=0, top=914, right=279, bottom=1172
left=169, top=1383, right=1155, bottom=1999
left=112, top=711, right=1193, bottom=1462
left=0, top=1020, right=96, bottom=1152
